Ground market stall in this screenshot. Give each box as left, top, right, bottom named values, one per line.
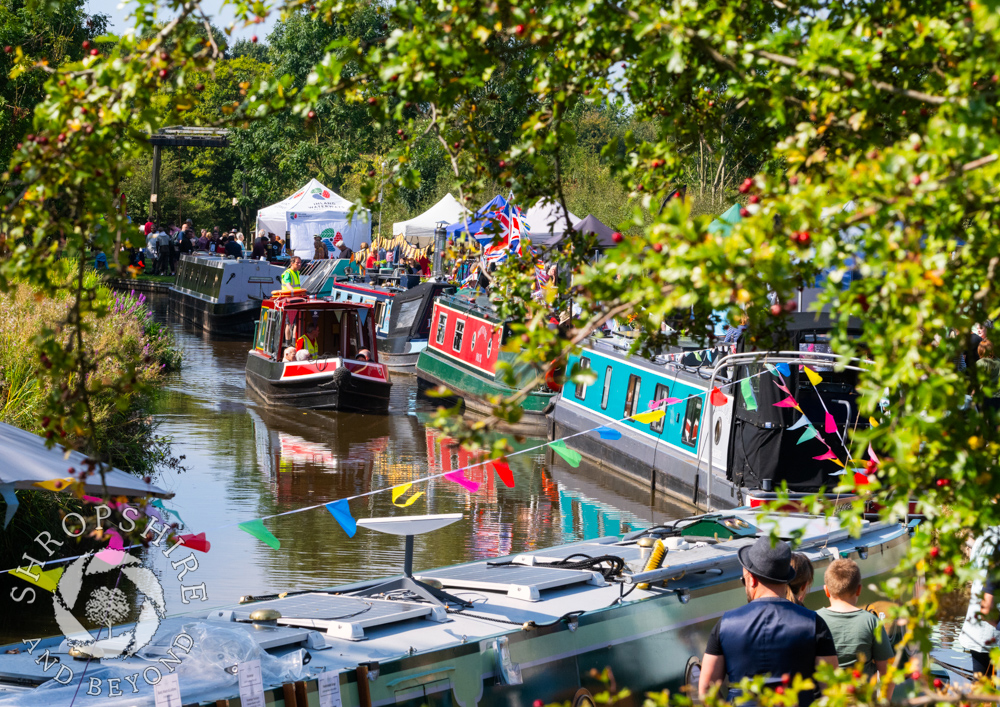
left=256, top=178, right=371, bottom=255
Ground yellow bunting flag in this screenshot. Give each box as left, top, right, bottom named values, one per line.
left=831, top=457, right=846, bottom=468
left=804, top=367, right=824, bottom=387
left=869, top=417, right=879, bottom=427
left=632, top=410, right=666, bottom=424
left=15, top=566, right=63, bottom=593
left=392, top=483, right=424, bottom=508
left=33, top=477, right=77, bottom=492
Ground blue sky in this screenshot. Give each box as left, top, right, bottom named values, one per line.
left=85, top=0, right=279, bottom=41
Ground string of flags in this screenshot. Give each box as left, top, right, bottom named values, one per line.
left=2, top=358, right=876, bottom=582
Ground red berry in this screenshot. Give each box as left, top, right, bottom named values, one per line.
left=944, top=565, right=954, bottom=575
left=852, top=670, right=861, bottom=679
left=798, top=231, right=811, bottom=245
left=82, top=40, right=90, bottom=49
left=611, top=232, right=623, bottom=243
left=929, top=547, right=940, bottom=558
left=707, top=100, right=714, bottom=107
left=933, top=678, right=944, bottom=689
left=251, top=35, right=258, bottom=43
left=533, top=701, right=543, bottom=707
left=160, top=52, right=169, bottom=60
left=11, top=165, right=20, bottom=175
left=367, top=170, right=375, bottom=177
left=749, top=194, right=760, bottom=204
left=775, top=686, right=784, bottom=695
left=789, top=175, right=799, bottom=185
left=3, top=45, right=11, bottom=54
left=159, top=68, right=168, bottom=78
left=739, top=208, right=750, bottom=217
left=781, top=674, right=791, bottom=685
left=876, top=29, right=883, bottom=36
left=521, top=334, right=530, bottom=344
left=784, top=300, right=797, bottom=312
left=58, top=132, right=66, bottom=142
left=911, top=175, right=921, bottom=186
left=936, top=478, right=945, bottom=487
left=857, top=294, right=869, bottom=312
left=845, top=685, right=856, bottom=694
left=390, top=74, right=398, bottom=82
left=738, top=183, right=751, bottom=194
left=498, top=160, right=506, bottom=168
left=620, top=62, right=626, bottom=68
left=90, top=48, right=99, bottom=56
left=368, top=97, right=377, bottom=105
left=307, top=110, right=316, bottom=119
left=196, top=83, right=205, bottom=91
left=397, top=128, right=404, bottom=135
left=515, top=24, right=526, bottom=35
left=653, top=243, right=663, bottom=253
left=770, top=303, right=783, bottom=316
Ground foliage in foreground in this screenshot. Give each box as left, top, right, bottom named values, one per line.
left=1, top=0, right=999, bottom=702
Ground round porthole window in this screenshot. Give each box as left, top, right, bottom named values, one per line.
left=715, top=419, right=722, bottom=444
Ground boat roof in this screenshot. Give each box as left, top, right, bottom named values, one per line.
left=264, top=294, right=375, bottom=311
left=0, top=512, right=908, bottom=705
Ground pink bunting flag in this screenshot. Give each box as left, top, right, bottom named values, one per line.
left=445, top=470, right=481, bottom=493
left=775, top=382, right=791, bottom=394
left=813, top=451, right=839, bottom=461
left=664, top=397, right=682, bottom=406
left=95, top=528, right=126, bottom=567
left=867, top=443, right=880, bottom=465
left=774, top=396, right=799, bottom=408
left=824, top=412, right=837, bottom=434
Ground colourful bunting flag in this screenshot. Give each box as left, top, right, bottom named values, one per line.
left=775, top=363, right=791, bottom=377
left=764, top=363, right=779, bottom=376
left=824, top=412, right=837, bottom=434
left=813, top=451, right=839, bottom=462
left=774, top=396, right=799, bottom=408
left=549, top=440, right=582, bottom=468
left=804, top=367, right=824, bottom=387
left=797, top=426, right=819, bottom=444
left=740, top=379, right=757, bottom=411
left=632, top=410, right=666, bottom=424
left=0, top=483, right=18, bottom=529
left=151, top=499, right=186, bottom=529
left=775, top=381, right=791, bottom=394
left=595, top=426, right=622, bottom=440
left=33, top=477, right=76, bottom=492
left=854, top=472, right=870, bottom=486
left=391, top=483, right=424, bottom=507
left=709, top=387, right=728, bottom=406
left=867, top=443, right=880, bottom=465
left=95, top=528, right=126, bottom=567
left=238, top=519, right=280, bottom=549
left=663, top=397, right=682, bottom=406
left=445, top=470, right=481, bottom=493
left=788, top=415, right=810, bottom=431
left=15, top=566, right=63, bottom=593
left=830, top=456, right=846, bottom=468
left=490, top=460, right=515, bottom=488
left=869, top=417, right=879, bottom=427
left=178, top=532, right=211, bottom=553
left=694, top=351, right=703, bottom=361
left=326, top=500, right=356, bottom=538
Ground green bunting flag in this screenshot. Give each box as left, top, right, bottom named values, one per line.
left=797, top=425, right=820, bottom=445
left=238, top=519, right=280, bottom=549
left=740, top=378, right=758, bottom=411
left=549, top=439, right=582, bottom=468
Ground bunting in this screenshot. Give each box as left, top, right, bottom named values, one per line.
left=824, top=412, right=838, bottom=434
left=32, top=477, right=76, bottom=492
left=595, top=426, right=622, bottom=440
left=804, top=367, right=824, bottom=387
left=238, top=520, right=280, bottom=549
left=490, top=460, right=515, bottom=488
left=178, top=532, right=211, bottom=553
left=15, top=566, right=63, bottom=593
left=0, top=483, right=18, bottom=529
left=797, top=426, right=820, bottom=444
left=632, top=410, right=666, bottom=424
left=94, top=529, right=126, bottom=567
left=774, top=396, right=799, bottom=409
left=549, top=439, right=582, bottom=467
left=709, top=387, right=728, bottom=406
left=326, top=500, right=356, bottom=538
left=445, top=470, right=481, bottom=493
left=813, top=450, right=839, bottom=462
left=788, top=415, right=810, bottom=431
left=151, top=499, right=186, bottom=529
left=740, top=378, right=757, bottom=411
left=391, top=484, right=424, bottom=507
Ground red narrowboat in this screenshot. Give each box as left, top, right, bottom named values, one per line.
left=245, top=289, right=392, bottom=412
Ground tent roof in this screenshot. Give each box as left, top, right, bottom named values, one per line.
left=392, top=193, right=468, bottom=239
left=572, top=214, right=617, bottom=247
left=525, top=198, right=579, bottom=240
left=0, top=422, right=174, bottom=498
left=260, top=178, right=354, bottom=216
left=706, top=203, right=743, bottom=236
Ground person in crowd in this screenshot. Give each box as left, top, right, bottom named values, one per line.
left=282, top=347, right=296, bottom=362
left=296, top=322, right=319, bottom=358
left=196, top=230, right=209, bottom=250
left=699, top=537, right=838, bottom=705
left=976, top=339, right=1000, bottom=410
left=313, top=235, right=329, bottom=260
left=155, top=225, right=171, bottom=275
left=334, top=233, right=353, bottom=260
left=788, top=553, right=815, bottom=606
left=143, top=218, right=154, bottom=236
left=724, top=312, right=749, bottom=344
left=268, top=233, right=283, bottom=259
left=281, top=256, right=303, bottom=291
left=224, top=234, right=243, bottom=258
left=817, top=559, right=894, bottom=693
left=179, top=224, right=194, bottom=255
left=236, top=231, right=245, bottom=250
left=145, top=224, right=160, bottom=273
left=252, top=231, right=269, bottom=259
left=960, top=526, right=1000, bottom=677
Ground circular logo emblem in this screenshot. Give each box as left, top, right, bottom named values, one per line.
left=291, top=213, right=298, bottom=219
left=53, top=553, right=166, bottom=658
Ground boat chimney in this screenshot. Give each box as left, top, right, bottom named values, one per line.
left=432, top=221, right=447, bottom=280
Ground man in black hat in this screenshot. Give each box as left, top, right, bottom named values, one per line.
left=698, top=536, right=838, bottom=706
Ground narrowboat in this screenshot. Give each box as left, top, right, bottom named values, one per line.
left=169, top=253, right=285, bottom=336
left=379, top=282, right=456, bottom=373
left=551, top=313, right=870, bottom=511
left=245, top=289, right=392, bottom=412
left=0, top=510, right=910, bottom=707
left=415, top=294, right=558, bottom=420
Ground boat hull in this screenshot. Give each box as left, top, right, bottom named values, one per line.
left=378, top=338, right=426, bottom=374
left=168, top=288, right=262, bottom=337
left=245, top=354, right=391, bottom=412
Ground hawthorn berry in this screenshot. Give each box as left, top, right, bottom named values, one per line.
left=611, top=232, right=623, bottom=243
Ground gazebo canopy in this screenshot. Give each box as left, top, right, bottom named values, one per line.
left=392, top=193, right=468, bottom=246
left=256, top=178, right=371, bottom=255
left=706, top=203, right=743, bottom=236
left=525, top=198, right=579, bottom=243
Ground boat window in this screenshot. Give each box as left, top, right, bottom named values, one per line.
left=651, top=383, right=670, bottom=433
left=574, top=357, right=591, bottom=400
left=452, top=320, right=464, bottom=352
left=256, top=309, right=270, bottom=350
left=681, top=397, right=703, bottom=448
left=435, top=312, right=447, bottom=345
left=624, top=374, right=641, bottom=418
left=601, top=366, right=612, bottom=410
left=395, top=299, right=423, bottom=334
left=345, top=310, right=363, bottom=359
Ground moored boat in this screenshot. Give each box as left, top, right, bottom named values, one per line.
left=379, top=281, right=456, bottom=373
left=169, top=253, right=285, bottom=336
left=415, top=293, right=558, bottom=422
left=245, top=289, right=392, bottom=412
left=0, top=510, right=910, bottom=706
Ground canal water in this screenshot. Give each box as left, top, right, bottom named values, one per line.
left=0, top=311, right=688, bottom=644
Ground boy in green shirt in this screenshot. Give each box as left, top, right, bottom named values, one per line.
left=818, top=559, right=894, bottom=697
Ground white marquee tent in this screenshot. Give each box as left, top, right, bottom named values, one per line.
left=256, top=179, right=371, bottom=255
left=392, top=193, right=468, bottom=246
left=525, top=198, right=579, bottom=243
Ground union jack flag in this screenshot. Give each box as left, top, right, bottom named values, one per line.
left=479, top=202, right=530, bottom=263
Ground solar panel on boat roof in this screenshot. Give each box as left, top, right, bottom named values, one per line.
left=234, top=593, right=447, bottom=641
left=512, top=544, right=644, bottom=565
left=418, top=564, right=605, bottom=601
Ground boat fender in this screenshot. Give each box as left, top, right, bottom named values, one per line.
left=637, top=539, right=667, bottom=590
left=324, top=366, right=352, bottom=389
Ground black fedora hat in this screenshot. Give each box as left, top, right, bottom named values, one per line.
left=738, top=536, right=797, bottom=584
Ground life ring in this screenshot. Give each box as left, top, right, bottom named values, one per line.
left=545, top=362, right=563, bottom=392
left=572, top=688, right=596, bottom=707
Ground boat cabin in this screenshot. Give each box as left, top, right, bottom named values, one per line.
left=253, top=289, right=380, bottom=364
